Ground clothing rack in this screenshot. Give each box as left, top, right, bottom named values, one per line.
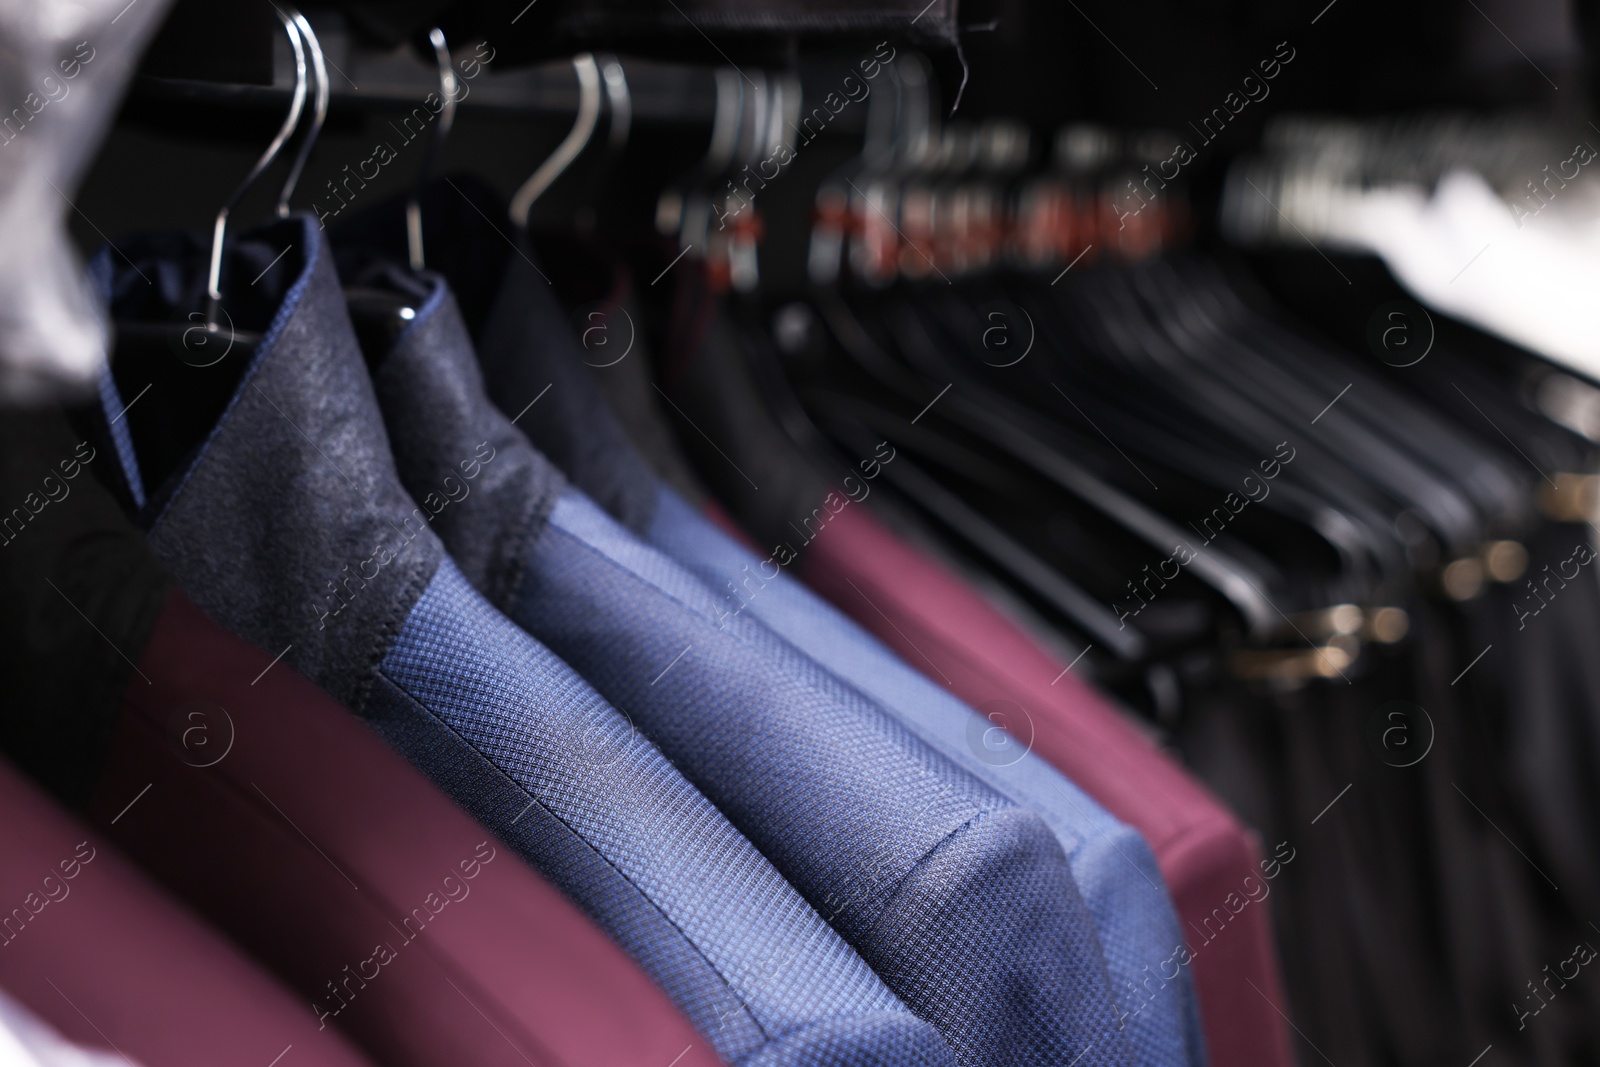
left=4, top=2, right=1600, bottom=1067
left=121, top=12, right=884, bottom=130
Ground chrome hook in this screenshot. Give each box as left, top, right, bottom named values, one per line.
left=510, top=53, right=602, bottom=228
left=600, top=55, right=630, bottom=152
left=274, top=8, right=328, bottom=218
left=408, top=27, right=460, bottom=270
left=205, top=6, right=307, bottom=330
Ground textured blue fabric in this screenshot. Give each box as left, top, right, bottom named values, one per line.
left=526, top=491, right=1130, bottom=1067
left=368, top=280, right=1133, bottom=1067
left=103, top=219, right=956, bottom=1067
left=646, top=486, right=1209, bottom=1067
left=374, top=558, right=954, bottom=1067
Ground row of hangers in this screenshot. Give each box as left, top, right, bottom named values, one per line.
left=137, top=10, right=630, bottom=357
left=139, top=14, right=1581, bottom=700
left=640, top=54, right=1569, bottom=700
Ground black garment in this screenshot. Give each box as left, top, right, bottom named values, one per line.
left=477, top=250, right=662, bottom=536
left=1464, top=522, right=1600, bottom=1059
left=1236, top=245, right=1600, bottom=1062
left=1178, top=591, right=1588, bottom=1067
left=0, top=407, right=171, bottom=805
left=566, top=270, right=713, bottom=509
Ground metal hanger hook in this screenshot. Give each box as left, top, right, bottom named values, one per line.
left=600, top=55, right=630, bottom=153
left=275, top=8, right=328, bottom=218
left=408, top=27, right=461, bottom=270
left=206, top=6, right=308, bottom=326
left=510, top=53, right=602, bottom=229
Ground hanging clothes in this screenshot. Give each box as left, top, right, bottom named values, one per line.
left=354, top=258, right=1136, bottom=1067
left=90, top=215, right=959, bottom=1067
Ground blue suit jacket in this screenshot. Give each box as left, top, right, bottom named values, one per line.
left=463, top=254, right=1205, bottom=1067
left=647, top=488, right=1207, bottom=1067
left=365, top=265, right=1133, bottom=1067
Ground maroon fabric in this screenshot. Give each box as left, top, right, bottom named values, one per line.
left=774, top=503, right=1295, bottom=1067
left=0, top=755, right=374, bottom=1067
left=85, top=588, right=724, bottom=1067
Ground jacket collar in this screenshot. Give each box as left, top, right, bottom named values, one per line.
left=101, top=215, right=444, bottom=713
left=362, top=261, right=566, bottom=608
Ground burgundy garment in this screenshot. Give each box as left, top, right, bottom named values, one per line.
left=775, top=502, right=1295, bottom=1067
left=0, top=756, right=373, bottom=1067
left=85, top=587, right=723, bottom=1067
